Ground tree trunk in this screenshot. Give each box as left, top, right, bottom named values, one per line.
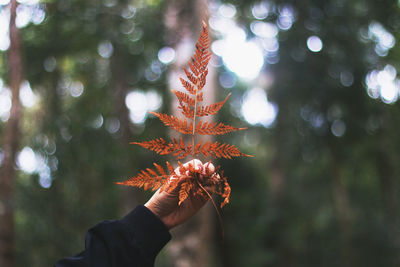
left=269, top=109, right=286, bottom=204
left=329, top=147, right=354, bottom=267
left=110, top=48, right=132, bottom=143
left=0, top=1, right=23, bottom=266
left=268, top=107, right=293, bottom=267
left=164, top=1, right=215, bottom=266
left=377, top=145, right=397, bottom=231
left=376, top=128, right=399, bottom=266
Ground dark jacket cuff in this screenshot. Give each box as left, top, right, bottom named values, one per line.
left=120, top=205, right=171, bottom=259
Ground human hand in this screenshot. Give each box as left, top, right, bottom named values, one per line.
left=145, top=159, right=216, bottom=229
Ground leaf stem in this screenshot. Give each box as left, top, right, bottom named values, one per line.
left=192, top=87, right=198, bottom=161
left=196, top=180, right=224, bottom=240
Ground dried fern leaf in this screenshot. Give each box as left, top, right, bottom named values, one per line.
left=197, top=92, right=204, bottom=102
left=183, top=69, right=198, bottom=89
left=196, top=141, right=253, bottom=159
left=171, top=89, right=196, bottom=106
left=196, top=93, right=230, bottom=116
left=195, top=121, right=247, bottom=135
left=118, top=22, right=253, bottom=213
left=115, top=161, right=178, bottom=192
left=150, top=112, right=193, bottom=135
left=180, top=21, right=211, bottom=95
left=214, top=174, right=231, bottom=208
left=153, top=162, right=167, bottom=176
left=220, top=180, right=231, bottom=208
left=178, top=180, right=193, bottom=205
left=130, top=138, right=168, bottom=154
left=180, top=77, right=196, bottom=95
left=177, top=93, right=231, bottom=119
left=178, top=103, right=193, bottom=119
left=115, top=162, right=175, bottom=191
left=132, top=137, right=192, bottom=159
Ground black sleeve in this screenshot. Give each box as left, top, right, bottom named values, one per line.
left=55, top=205, right=171, bottom=267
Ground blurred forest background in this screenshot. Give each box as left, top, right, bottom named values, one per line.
left=0, top=0, right=400, bottom=266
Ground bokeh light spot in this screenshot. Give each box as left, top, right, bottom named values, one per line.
left=251, top=2, right=272, bottom=20
left=219, top=72, right=236, bottom=88
left=223, top=41, right=263, bottom=80
left=331, top=119, right=346, bottom=137
left=340, top=71, right=354, bottom=87
left=0, top=82, right=11, bottom=119
left=105, top=117, right=120, bottom=133
left=250, top=21, right=278, bottom=38
left=307, top=36, right=323, bottom=52
left=18, top=0, right=40, bottom=4
left=91, top=114, right=104, bottom=129
left=0, top=7, right=10, bottom=51
left=17, top=147, right=36, bottom=173
left=368, top=22, right=395, bottom=57
left=39, top=176, right=52, bottom=188
left=218, top=3, right=236, bottom=18
left=241, top=87, right=277, bottom=127
left=278, top=5, right=295, bottom=30
left=69, top=81, right=84, bottom=98
left=158, top=46, right=175, bottom=64
left=44, top=57, right=57, bottom=72
left=365, top=65, right=400, bottom=104
left=20, top=81, right=37, bottom=107
left=98, top=41, right=114, bottom=58
left=125, top=90, right=162, bottom=124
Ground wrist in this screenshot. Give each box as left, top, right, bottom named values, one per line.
left=144, top=202, right=158, bottom=218
left=145, top=202, right=172, bottom=229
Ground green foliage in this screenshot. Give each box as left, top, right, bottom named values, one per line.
left=217, top=0, right=400, bottom=266
left=1, top=0, right=167, bottom=265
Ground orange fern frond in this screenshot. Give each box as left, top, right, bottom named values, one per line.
left=131, top=137, right=192, bottom=159
left=181, top=21, right=211, bottom=95
left=130, top=138, right=169, bottom=154
left=149, top=112, right=193, bottom=135
left=178, top=180, right=193, bottom=205
left=219, top=176, right=231, bottom=208
left=118, top=22, right=253, bottom=216
left=177, top=93, right=231, bottom=119
left=170, top=138, right=192, bottom=159
left=172, top=89, right=207, bottom=119
left=197, top=70, right=209, bottom=91
left=197, top=92, right=204, bottom=102
left=196, top=93, right=230, bottom=117
left=171, top=89, right=197, bottom=106
left=115, top=162, right=176, bottom=191
left=183, top=69, right=198, bottom=89
left=195, top=121, right=246, bottom=135
left=195, top=141, right=254, bottom=159
left=178, top=103, right=194, bottom=119
left=179, top=77, right=196, bottom=95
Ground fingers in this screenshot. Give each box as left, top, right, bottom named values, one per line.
left=191, top=159, right=203, bottom=171
left=203, top=161, right=215, bottom=175
left=172, top=159, right=220, bottom=181
left=174, top=159, right=203, bottom=177
left=181, top=159, right=215, bottom=175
